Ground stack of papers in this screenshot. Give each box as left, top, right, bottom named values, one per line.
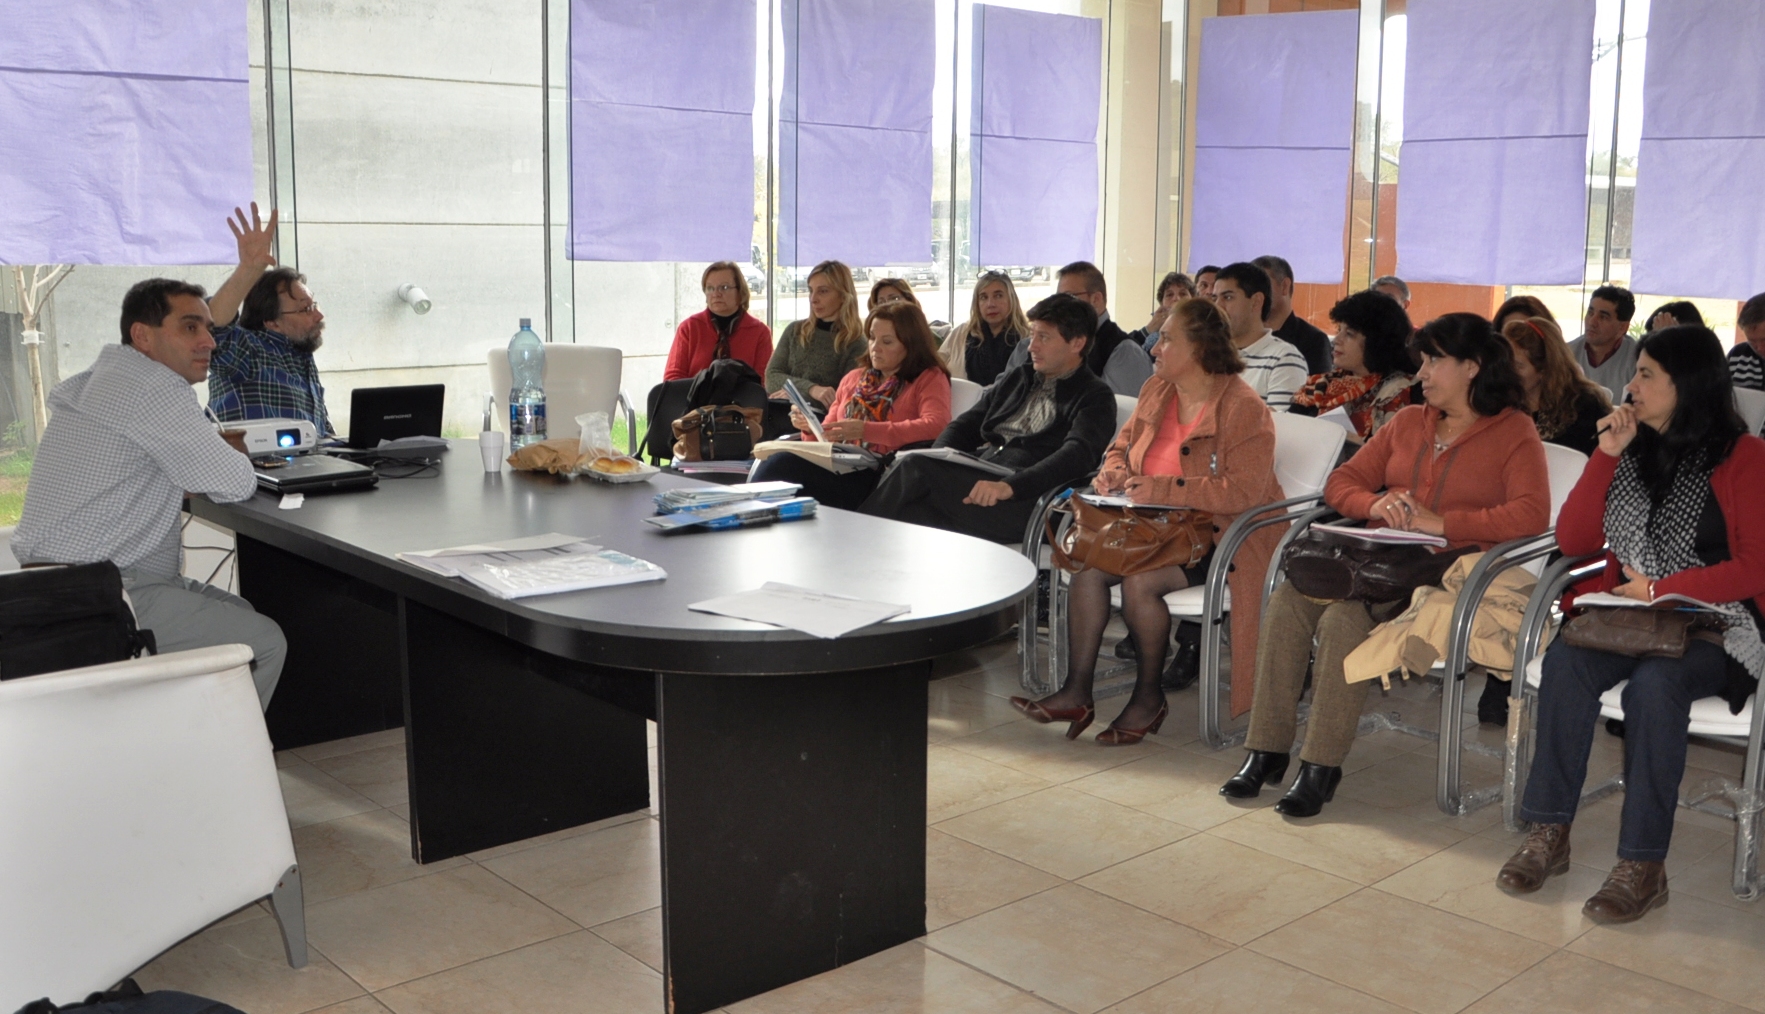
left=645, top=497, right=817, bottom=531
left=894, top=447, right=1015, bottom=478
left=398, top=533, right=665, bottom=599
left=750, top=440, right=881, bottom=474
left=1311, top=522, right=1448, bottom=548
left=1575, top=591, right=1723, bottom=611
left=1078, top=492, right=1189, bottom=511
left=653, top=481, right=802, bottom=513
left=689, top=582, right=909, bottom=638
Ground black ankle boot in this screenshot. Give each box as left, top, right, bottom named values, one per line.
left=1477, top=674, right=1510, bottom=726
left=1220, top=750, right=1290, bottom=798
left=1161, top=622, right=1202, bottom=691
left=1114, top=630, right=1138, bottom=660
left=1273, top=761, right=1342, bottom=817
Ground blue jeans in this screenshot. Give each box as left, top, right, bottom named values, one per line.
left=1520, top=638, right=1730, bottom=861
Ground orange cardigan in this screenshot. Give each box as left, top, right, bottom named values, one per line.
left=803, top=367, right=953, bottom=456
left=1101, top=374, right=1287, bottom=717
left=1326, top=404, right=1550, bottom=551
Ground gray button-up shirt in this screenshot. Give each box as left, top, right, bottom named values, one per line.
left=13, top=344, right=257, bottom=580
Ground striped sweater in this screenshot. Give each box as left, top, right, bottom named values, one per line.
left=1237, top=330, right=1307, bottom=412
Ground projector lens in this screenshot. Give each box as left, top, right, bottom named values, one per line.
left=277, top=429, right=299, bottom=448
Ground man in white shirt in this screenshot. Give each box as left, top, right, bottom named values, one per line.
left=1566, top=285, right=1639, bottom=400
left=1212, top=262, right=1306, bottom=412
left=12, top=278, right=286, bottom=708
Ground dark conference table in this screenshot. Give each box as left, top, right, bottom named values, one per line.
left=190, top=445, right=1035, bottom=1014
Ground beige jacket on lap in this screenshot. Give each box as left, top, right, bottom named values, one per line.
left=1342, top=552, right=1541, bottom=688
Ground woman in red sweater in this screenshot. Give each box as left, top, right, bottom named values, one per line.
left=662, top=261, right=773, bottom=381
left=750, top=301, right=951, bottom=509
left=1225, top=313, right=1550, bottom=816
left=1500, top=325, right=1765, bottom=924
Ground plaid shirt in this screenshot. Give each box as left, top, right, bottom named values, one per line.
left=207, top=324, right=333, bottom=434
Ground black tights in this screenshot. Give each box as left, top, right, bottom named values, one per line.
left=1040, top=564, right=1193, bottom=729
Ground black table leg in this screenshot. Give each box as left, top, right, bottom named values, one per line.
left=656, top=663, right=929, bottom=1014
left=402, top=599, right=652, bottom=862
left=236, top=536, right=404, bottom=751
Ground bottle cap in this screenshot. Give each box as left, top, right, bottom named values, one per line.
left=519, top=318, right=532, bottom=328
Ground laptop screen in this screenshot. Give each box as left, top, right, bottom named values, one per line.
left=348, top=384, right=445, bottom=449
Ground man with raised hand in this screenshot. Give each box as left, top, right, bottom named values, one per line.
left=205, top=203, right=334, bottom=433
left=12, top=279, right=286, bottom=708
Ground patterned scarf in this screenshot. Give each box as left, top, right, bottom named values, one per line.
left=844, top=369, right=905, bottom=445
left=1604, top=449, right=1765, bottom=679
left=1293, top=370, right=1413, bottom=438
left=709, top=310, right=741, bottom=362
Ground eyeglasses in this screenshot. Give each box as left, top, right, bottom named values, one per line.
left=280, top=301, right=320, bottom=315
left=704, top=284, right=740, bottom=295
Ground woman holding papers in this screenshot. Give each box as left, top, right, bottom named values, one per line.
left=765, top=261, right=868, bottom=409
left=1226, top=313, right=1549, bottom=816
left=750, top=301, right=951, bottom=509
left=1290, top=289, right=1416, bottom=444
left=1502, top=315, right=1611, bottom=455
left=1009, top=299, right=1284, bottom=746
left=1501, top=325, right=1765, bottom=925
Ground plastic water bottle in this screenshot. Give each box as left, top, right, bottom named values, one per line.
left=507, top=318, right=546, bottom=448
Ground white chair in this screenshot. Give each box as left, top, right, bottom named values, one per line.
left=1734, top=387, right=1765, bottom=435
left=1113, top=394, right=1137, bottom=431
left=949, top=377, right=984, bottom=418
left=0, top=645, right=306, bottom=1006
left=1505, top=583, right=1763, bottom=901
left=486, top=344, right=636, bottom=452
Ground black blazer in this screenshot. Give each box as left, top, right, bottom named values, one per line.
left=935, top=362, right=1118, bottom=500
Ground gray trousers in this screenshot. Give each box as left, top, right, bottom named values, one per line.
left=122, top=571, right=286, bottom=710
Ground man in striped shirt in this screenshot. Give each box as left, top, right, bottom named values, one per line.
left=1727, top=292, right=1765, bottom=393
left=1212, top=262, right=1306, bottom=412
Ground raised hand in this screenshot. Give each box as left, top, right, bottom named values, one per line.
left=228, top=202, right=278, bottom=270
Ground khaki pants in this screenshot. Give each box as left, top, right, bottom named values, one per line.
left=1245, top=581, right=1399, bottom=767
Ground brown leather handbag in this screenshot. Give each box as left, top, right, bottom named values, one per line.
left=1561, top=607, right=1701, bottom=658
left=671, top=405, right=763, bottom=461
left=1049, top=496, right=1214, bottom=577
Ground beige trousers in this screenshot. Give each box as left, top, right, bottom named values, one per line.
left=1245, top=581, right=1399, bottom=767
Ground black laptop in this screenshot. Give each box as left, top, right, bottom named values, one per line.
left=254, top=453, right=378, bottom=494
left=347, top=384, right=446, bottom=449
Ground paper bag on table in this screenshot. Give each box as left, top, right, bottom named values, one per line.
left=505, top=437, right=582, bottom=474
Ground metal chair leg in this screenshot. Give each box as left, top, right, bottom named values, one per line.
left=268, top=864, right=308, bottom=968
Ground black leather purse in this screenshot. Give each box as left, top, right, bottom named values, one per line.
left=1280, top=527, right=1477, bottom=604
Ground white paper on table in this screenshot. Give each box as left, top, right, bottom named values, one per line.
left=401, top=532, right=588, bottom=560
left=688, top=581, right=910, bottom=639
left=1310, top=521, right=1448, bottom=547
left=1574, top=591, right=1724, bottom=612
left=1317, top=405, right=1358, bottom=436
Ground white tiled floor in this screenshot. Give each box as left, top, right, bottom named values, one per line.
left=133, top=634, right=1764, bottom=1013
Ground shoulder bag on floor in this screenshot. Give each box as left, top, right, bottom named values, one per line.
left=1280, top=527, right=1478, bottom=604
left=1049, top=496, right=1213, bottom=578
left=0, top=561, right=156, bottom=681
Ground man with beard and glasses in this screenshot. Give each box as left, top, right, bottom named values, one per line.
left=205, top=203, right=334, bottom=433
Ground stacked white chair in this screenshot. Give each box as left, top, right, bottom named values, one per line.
left=0, top=645, right=306, bottom=1007
left=487, top=344, right=636, bottom=452
left=949, top=377, right=984, bottom=417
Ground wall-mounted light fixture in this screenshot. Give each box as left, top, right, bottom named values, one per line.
left=397, top=283, right=432, bottom=315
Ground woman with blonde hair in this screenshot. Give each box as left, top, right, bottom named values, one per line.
left=1504, top=316, right=1611, bottom=455
left=662, top=261, right=773, bottom=381
left=940, top=270, right=1030, bottom=386
left=766, top=260, right=867, bottom=409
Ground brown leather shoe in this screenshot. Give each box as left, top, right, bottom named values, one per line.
left=1583, top=860, right=1668, bottom=924
left=1496, top=823, right=1571, bottom=895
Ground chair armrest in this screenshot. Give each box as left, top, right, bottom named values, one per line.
left=1261, top=504, right=1341, bottom=607
left=1510, top=552, right=1608, bottom=697
left=1441, top=533, right=1562, bottom=682
left=1203, top=493, right=1324, bottom=622
left=616, top=392, right=637, bottom=457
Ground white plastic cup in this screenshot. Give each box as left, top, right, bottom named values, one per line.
left=478, top=429, right=506, bottom=472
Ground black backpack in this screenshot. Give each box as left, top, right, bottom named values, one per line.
left=13, top=978, right=244, bottom=1014
left=643, top=359, right=777, bottom=464
left=0, top=562, right=157, bottom=681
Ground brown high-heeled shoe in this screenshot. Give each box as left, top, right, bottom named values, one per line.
left=1095, top=701, right=1168, bottom=746
left=1009, top=696, right=1095, bottom=740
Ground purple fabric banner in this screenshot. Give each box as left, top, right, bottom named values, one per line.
left=970, top=5, right=1101, bottom=267
left=570, top=0, right=755, bottom=262
left=1396, top=0, right=1595, bottom=286
left=1187, top=10, right=1358, bottom=285
left=779, top=0, right=934, bottom=268
left=1630, top=0, right=1765, bottom=299
left=0, top=0, right=250, bottom=265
